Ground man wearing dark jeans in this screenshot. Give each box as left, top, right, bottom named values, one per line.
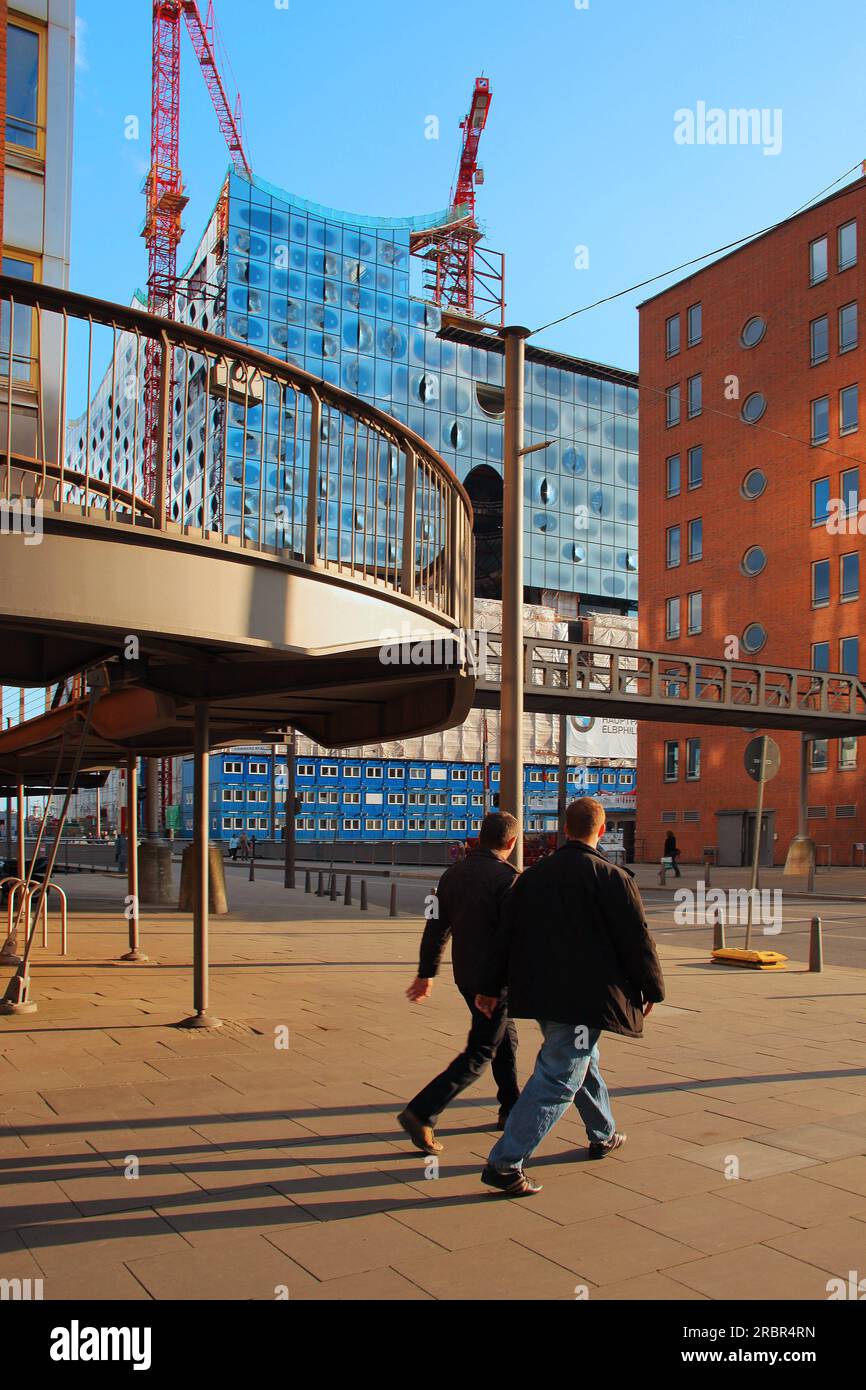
left=476, top=797, right=665, bottom=1196
left=397, top=812, right=520, bottom=1156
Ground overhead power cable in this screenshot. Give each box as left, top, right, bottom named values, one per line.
left=532, top=160, right=865, bottom=337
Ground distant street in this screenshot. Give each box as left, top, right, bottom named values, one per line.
left=225, top=858, right=866, bottom=971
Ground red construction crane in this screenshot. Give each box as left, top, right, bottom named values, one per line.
left=141, top=0, right=251, bottom=499
left=450, top=76, right=491, bottom=231
left=412, top=77, right=502, bottom=322
left=141, top=0, right=252, bottom=833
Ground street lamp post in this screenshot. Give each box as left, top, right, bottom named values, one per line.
left=500, top=325, right=532, bottom=870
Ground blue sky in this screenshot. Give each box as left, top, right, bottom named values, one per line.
left=70, top=0, right=866, bottom=372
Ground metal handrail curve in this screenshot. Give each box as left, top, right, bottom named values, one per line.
left=0, top=275, right=474, bottom=630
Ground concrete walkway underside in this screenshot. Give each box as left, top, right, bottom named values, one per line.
left=1, top=872, right=865, bottom=1301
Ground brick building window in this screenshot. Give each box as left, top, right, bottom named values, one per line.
left=840, top=636, right=859, bottom=674
left=666, top=454, right=681, bottom=496
left=664, top=742, right=680, bottom=781
left=666, top=314, right=680, bottom=357
left=688, top=444, right=703, bottom=488
left=686, top=738, right=701, bottom=780
left=687, top=374, right=702, bottom=418
left=839, top=302, right=858, bottom=353
left=810, top=740, right=829, bottom=772
left=665, top=597, right=680, bottom=639
left=838, top=220, right=857, bottom=271
left=812, top=476, right=830, bottom=524
left=810, top=315, right=829, bottom=365
left=839, top=737, right=858, bottom=770
left=841, top=552, right=859, bottom=602
left=741, top=315, right=767, bottom=348
left=666, top=384, right=681, bottom=427
left=810, top=235, right=828, bottom=285
left=840, top=385, right=859, bottom=435
left=811, top=397, right=829, bottom=444
left=812, top=558, right=830, bottom=607
left=841, top=467, right=859, bottom=516
left=811, top=641, right=829, bottom=670
left=741, top=392, right=767, bottom=423
left=687, top=303, right=702, bottom=346
left=687, top=591, right=702, bottom=634
left=688, top=518, right=702, bottom=562
left=666, top=525, right=681, bottom=567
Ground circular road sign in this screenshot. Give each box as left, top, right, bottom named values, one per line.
left=744, top=735, right=781, bottom=782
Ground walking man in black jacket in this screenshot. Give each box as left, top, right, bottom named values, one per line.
left=397, top=812, right=520, bottom=1156
left=476, top=797, right=665, bottom=1196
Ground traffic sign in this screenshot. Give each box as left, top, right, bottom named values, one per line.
left=744, top=736, right=780, bottom=783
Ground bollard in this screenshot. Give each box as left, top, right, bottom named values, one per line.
left=389, top=882, right=398, bottom=918
left=305, top=868, right=312, bottom=894
left=704, top=862, right=712, bottom=888
left=248, top=852, right=255, bottom=883
left=360, top=880, right=368, bottom=911
left=712, top=908, right=726, bottom=951
left=344, top=875, right=352, bottom=906
left=809, top=916, right=823, bottom=972
left=329, top=873, right=337, bottom=902
left=316, top=870, right=324, bottom=897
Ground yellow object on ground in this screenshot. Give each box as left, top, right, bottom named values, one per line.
left=711, top=948, right=788, bottom=969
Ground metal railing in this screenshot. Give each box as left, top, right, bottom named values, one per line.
left=0, top=275, right=473, bottom=631
left=475, top=636, right=866, bottom=734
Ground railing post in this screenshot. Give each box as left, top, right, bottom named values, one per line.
left=448, top=485, right=459, bottom=620
left=305, top=391, right=321, bottom=566
left=400, top=447, right=417, bottom=598
left=154, top=331, right=171, bottom=528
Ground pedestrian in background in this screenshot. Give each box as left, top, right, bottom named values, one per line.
left=663, top=829, right=682, bottom=878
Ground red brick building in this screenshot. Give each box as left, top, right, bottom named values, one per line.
left=637, top=176, right=866, bottom=866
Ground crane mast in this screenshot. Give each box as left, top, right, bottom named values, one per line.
left=141, top=0, right=252, bottom=835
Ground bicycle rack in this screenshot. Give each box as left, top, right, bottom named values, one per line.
left=26, top=882, right=68, bottom=957
left=0, top=877, right=27, bottom=964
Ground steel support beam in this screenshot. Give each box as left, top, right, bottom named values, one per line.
left=500, top=326, right=531, bottom=869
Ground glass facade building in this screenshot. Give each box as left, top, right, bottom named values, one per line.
left=68, top=172, right=638, bottom=607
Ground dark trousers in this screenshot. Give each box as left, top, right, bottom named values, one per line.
left=407, top=989, right=520, bottom=1126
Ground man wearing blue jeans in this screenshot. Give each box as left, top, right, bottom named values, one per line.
left=476, top=797, right=665, bottom=1197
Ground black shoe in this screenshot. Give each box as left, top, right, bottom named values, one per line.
left=397, top=1108, right=443, bottom=1156
left=480, top=1164, right=541, bottom=1197
left=588, top=1131, right=627, bottom=1159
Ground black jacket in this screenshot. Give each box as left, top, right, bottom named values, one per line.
left=481, top=841, right=665, bottom=1037
left=417, top=849, right=519, bottom=995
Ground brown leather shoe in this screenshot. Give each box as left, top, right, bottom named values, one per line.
left=397, top=1108, right=443, bottom=1155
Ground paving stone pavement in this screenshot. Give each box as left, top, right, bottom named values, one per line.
left=1, top=869, right=865, bottom=1301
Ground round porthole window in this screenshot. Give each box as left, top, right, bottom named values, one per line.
left=741, top=468, right=768, bottom=500
left=742, top=622, right=767, bottom=654
left=741, top=316, right=767, bottom=348
left=741, top=392, right=767, bottom=423
left=741, top=546, right=767, bottom=576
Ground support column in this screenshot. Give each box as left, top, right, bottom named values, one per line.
left=557, top=713, right=569, bottom=847
left=500, top=325, right=531, bottom=870
left=145, top=758, right=159, bottom=839
left=284, top=728, right=296, bottom=889
left=121, top=755, right=148, bottom=962
left=783, top=733, right=815, bottom=875
left=180, top=702, right=221, bottom=1028
left=16, top=783, right=24, bottom=880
